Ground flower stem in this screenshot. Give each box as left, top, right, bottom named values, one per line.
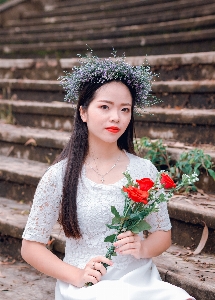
left=86, top=201, right=133, bottom=286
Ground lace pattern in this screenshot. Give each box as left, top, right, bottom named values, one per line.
left=22, top=161, right=64, bottom=243
left=22, top=153, right=171, bottom=270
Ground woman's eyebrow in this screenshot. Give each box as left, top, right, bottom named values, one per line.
left=97, top=100, right=132, bottom=106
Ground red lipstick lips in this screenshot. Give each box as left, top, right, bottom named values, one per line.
left=106, top=126, right=120, bottom=133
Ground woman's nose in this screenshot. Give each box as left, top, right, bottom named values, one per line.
left=110, top=110, right=120, bottom=122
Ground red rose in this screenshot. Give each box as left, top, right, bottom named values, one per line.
left=136, top=178, right=154, bottom=191
left=160, top=173, right=176, bottom=189
left=123, top=186, right=149, bottom=204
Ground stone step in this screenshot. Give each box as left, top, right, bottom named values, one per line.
left=154, top=245, right=215, bottom=300
left=0, top=156, right=47, bottom=202
left=2, top=1, right=215, bottom=35
left=0, top=100, right=75, bottom=131
left=6, top=0, right=215, bottom=26
left=168, top=194, right=215, bottom=253
left=0, top=123, right=69, bottom=163
left=0, top=196, right=215, bottom=300
left=1, top=79, right=215, bottom=109
left=56, top=0, right=109, bottom=5
left=21, top=0, right=215, bottom=21
left=1, top=28, right=215, bottom=57
left=55, top=0, right=185, bottom=6
left=0, top=252, right=55, bottom=299
left=0, top=79, right=64, bottom=102
left=135, top=107, right=215, bottom=145
left=53, top=0, right=202, bottom=10
left=1, top=52, right=215, bottom=81
left=55, top=0, right=110, bottom=6
left=2, top=15, right=215, bottom=45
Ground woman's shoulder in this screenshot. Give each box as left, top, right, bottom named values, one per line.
left=48, top=158, right=67, bottom=172
left=126, top=152, right=153, bottom=167
left=126, top=152, right=157, bottom=180
left=41, top=158, right=67, bottom=184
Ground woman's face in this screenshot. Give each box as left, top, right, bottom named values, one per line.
left=80, top=81, right=132, bottom=145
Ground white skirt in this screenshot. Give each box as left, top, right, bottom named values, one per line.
left=55, top=259, right=195, bottom=300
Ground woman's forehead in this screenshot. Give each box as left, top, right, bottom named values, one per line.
left=94, top=81, right=132, bottom=101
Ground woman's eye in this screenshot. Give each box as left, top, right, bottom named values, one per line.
left=101, top=105, right=109, bottom=110
left=122, top=107, right=130, bottom=112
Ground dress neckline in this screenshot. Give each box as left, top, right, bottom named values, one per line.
left=82, top=151, right=131, bottom=188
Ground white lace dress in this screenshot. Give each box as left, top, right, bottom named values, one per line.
left=22, top=152, right=195, bottom=300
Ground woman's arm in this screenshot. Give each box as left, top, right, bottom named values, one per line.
left=21, top=240, right=113, bottom=287
left=114, top=230, right=171, bottom=259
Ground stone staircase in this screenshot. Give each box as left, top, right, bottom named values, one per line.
left=0, top=51, right=215, bottom=299
left=0, top=0, right=215, bottom=299
left=1, top=0, right=215, bottom=57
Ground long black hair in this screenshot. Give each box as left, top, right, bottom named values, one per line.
left=54, top=79, right=137, bottom=238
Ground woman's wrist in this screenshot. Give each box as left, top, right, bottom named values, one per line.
left=60, top=263, right=83, bottom=286
left=140, top=239, right=151, bottom=259
left=139, top=230, right=171, bottom=259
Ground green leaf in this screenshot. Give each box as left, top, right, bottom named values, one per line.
left=112, top=216, right=121, bottom=224
left=111, top=206, right=120, bottom=218
left=208, top=169, right=215, bottom=180
left=194, top=163, right=201, bottom=172
left=106, top=224, right=120, bottom=230
left=130, top=209, right=150, bottom=220
left=111, top=252, right=117, bottom=256
left=136, top=220, right=152, bottom=231
left=130, top=226, right=140, bottom=234
left=123, top=219, right=136, bottom=230
left=129, top=220, right=151, bottom=234
left=204, top=159, right=212, bottom=169
left=158, top=193, right=166, bottom=202
left=191, top=185, right=197, bottom=192
left=104, top=234, right=116, bottom=243
left=194, top=169, right=200, bottom=175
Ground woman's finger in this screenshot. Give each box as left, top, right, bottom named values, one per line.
left=91, top=256, right=113, bottom=267
left=117, top=248, right=136, bottom=256
left=114, top=235, right=138, bottom=248
left=93, top=262, right=107, bottom=276
left=115, top=242, right=137, bottom=252
left=86, top=268, right=102, bottom=282
left=117, top=230, right=133, bottom=240
left=85, top=274, right=98, bottom=285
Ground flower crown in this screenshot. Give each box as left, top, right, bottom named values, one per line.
left=59, top=50, right=158, bottom=113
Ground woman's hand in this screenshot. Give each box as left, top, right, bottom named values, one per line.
left=114, top=231, right=142, bottom=259
left=75, top=256, right=113, bottom=287
left=114, top=230, right=171, bottom=259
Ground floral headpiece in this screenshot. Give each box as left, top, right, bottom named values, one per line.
left=59, top=50, right=158, bottom=114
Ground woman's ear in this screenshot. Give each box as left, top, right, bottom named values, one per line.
left=79, top=106, right=87, bottom=122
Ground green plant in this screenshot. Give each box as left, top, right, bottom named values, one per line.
left=135, top=137, right=215, bottom=192
left=135, top=137, right=171, bottom=171
left=0, top=0, right=8, bottom=4
left=176, top=149, right=215, bottom=180
left=0, top=104, right=14, bottom=124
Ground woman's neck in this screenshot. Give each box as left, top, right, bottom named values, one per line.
left=87, top=139, right=122, bottom=162
left=85, top=139, right=128, bottom=185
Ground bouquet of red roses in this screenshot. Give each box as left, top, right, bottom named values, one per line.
left=102, top=171, right=198, bottom=266
left=86, top=171, right=198, bottom=285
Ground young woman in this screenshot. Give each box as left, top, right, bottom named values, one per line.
left=21, top=54, right=195, bottom=300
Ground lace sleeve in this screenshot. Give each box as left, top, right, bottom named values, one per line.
left=22, top=162, right=64, bottom=244
left=144, top=160, right=172, bottom=233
